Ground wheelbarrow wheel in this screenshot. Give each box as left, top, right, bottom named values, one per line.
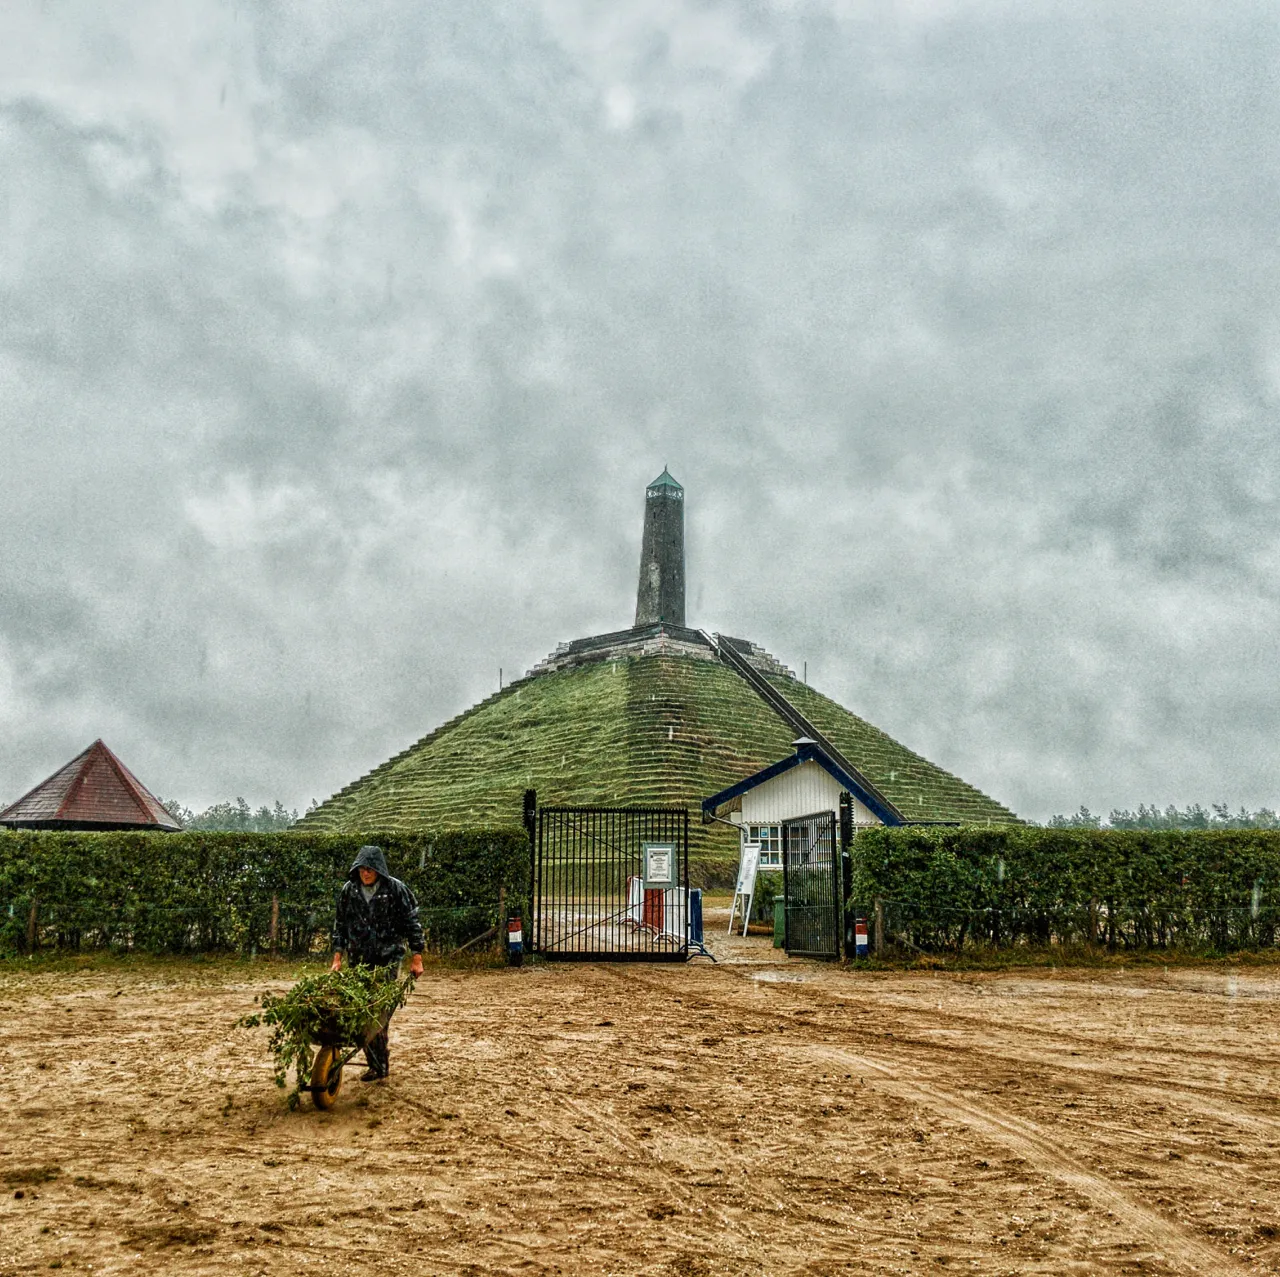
left=310, top=1045, right=343, bottom=1110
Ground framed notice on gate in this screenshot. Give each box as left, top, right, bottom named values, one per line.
left=643, top=842, right=676, bottom=889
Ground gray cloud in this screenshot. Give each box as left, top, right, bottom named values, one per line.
left=2, top=0, right=1279, bottom=820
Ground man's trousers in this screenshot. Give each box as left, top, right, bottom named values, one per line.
left=350, top=959, right=399, bottom=1078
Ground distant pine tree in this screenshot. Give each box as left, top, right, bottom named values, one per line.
left=1046, top=806, right=1103, bottom=829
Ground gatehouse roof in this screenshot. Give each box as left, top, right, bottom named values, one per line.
left=701, top=738, right=907, bottom=826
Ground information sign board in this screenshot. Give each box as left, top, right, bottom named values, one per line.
left=643, top=842, right=676, bottom=889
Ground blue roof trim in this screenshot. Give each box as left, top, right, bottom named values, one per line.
left=701, top=741, right=904, bottom=827
left=700, top=754, right=805, bottom=812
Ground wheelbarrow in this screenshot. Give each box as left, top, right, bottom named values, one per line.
left=307, top=1009, right=391, bottom=1110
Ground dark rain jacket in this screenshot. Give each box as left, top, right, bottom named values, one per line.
left=332, top=845, right=426, bottom=968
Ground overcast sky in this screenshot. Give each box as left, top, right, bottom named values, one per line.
left=3, top=1, right=1279, bottom=822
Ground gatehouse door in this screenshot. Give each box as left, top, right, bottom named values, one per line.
left=781, top=810, right=842, bottom=959
left=531, top=806, right=690, bottom=961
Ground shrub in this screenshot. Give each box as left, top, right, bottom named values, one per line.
left=850, top=825, right=1280, bottom=953
left=0, top=828, right=528, bottom=956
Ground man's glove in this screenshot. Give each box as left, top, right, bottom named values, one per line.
left=409, top=953, right=424, bottom=980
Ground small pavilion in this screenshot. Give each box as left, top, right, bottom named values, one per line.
left=0, top=739, right=182, bottom=832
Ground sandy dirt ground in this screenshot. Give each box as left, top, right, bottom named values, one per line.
left=2, top=926, right=1280, bottom=1276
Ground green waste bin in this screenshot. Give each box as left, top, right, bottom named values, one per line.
left=773, top=896, right=786, bottom=948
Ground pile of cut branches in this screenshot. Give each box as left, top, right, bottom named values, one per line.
left=239, top=965, right=413, bottom=1106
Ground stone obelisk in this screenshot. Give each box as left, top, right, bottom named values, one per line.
left=634, top=468, right=685, bottom=628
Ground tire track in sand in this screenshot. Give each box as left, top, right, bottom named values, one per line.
left=803, top=1042, right=1244, bottom=1274
left=698, top=964, right=1280, bottom=1143
left=544, top=1067, right=768, bottom=1258
left=604, top=967, right=1249, bottom=1272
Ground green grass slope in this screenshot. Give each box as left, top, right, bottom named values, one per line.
left=300, top=654, right=799, bottom=872
left=765, top=674, right=1019, bottom=824
left=300, top=652, right=1018, bottom=878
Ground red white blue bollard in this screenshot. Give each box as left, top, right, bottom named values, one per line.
left=854, top=917, right=869, bottom=959
left=507, top=916, right=523, bottom=967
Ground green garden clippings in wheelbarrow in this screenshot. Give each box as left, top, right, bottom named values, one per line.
left=239, top=966, right=414, bottom=1111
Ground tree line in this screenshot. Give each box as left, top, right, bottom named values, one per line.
left=1047, top=803, right=1279, bottom=830
left=160, top=797, right=308, bottom=832
left=159, top=796, right=1280, bottom=834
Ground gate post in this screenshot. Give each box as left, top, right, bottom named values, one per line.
left=839, top=792, right=854, bottom=960
left=522, top=789, right=537, bottom=953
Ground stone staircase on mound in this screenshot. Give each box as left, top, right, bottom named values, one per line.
left=703, top=631, right=902, bottom=823
left=763, top=674, right=1017, bottom=824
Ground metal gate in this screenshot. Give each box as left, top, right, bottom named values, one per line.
left=531, top=806, right=690, bottom=961
left=782, top=810, right=842, bottom=959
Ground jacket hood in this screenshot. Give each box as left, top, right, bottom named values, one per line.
left=348, top=844, right=390, bottom=881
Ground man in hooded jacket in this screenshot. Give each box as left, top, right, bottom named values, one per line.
left=331, top=845, right=425, bottom=1080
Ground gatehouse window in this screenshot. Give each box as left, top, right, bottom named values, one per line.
left=786, top=822, right=812, bottom=865
left=748, top=825, right=782, bottom=867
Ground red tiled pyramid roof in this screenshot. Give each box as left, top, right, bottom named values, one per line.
left=0, top=740, right=182, bottom=831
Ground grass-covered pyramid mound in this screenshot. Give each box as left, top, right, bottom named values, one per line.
left=302, top=473, right=1016, bottom=875
left=300, top=633, right=1018, bottom=876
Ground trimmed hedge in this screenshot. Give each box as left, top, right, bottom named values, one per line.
left=851, top=825, right=1280, bottom=953
left=0, top=828, right=529, bottom=956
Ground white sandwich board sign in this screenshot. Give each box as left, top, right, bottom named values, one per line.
left=728, top=842, right=761, bottom=936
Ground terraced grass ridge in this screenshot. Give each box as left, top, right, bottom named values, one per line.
left=300, top=647, right=1018, bottom=876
